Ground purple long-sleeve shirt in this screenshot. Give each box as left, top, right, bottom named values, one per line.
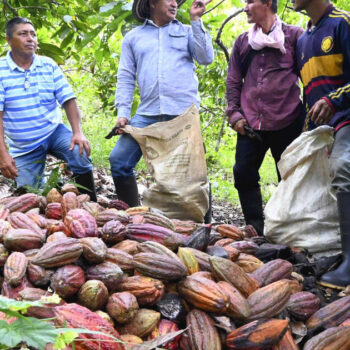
left=226, top=24, right=303, bottom=131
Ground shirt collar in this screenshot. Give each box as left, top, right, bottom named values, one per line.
left=6, top=51, right=42, bottom=72
left=307, top=4, right=334, bottom=30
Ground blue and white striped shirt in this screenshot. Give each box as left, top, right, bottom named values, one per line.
left=0, top=52, right=75, bottom=157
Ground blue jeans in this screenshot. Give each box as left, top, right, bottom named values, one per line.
left=109, top=114, right=177, bottom=178
left=14, top=123, right=93, bottom=188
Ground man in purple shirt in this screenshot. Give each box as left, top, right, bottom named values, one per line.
left=226, top=0, right=303, bottom=235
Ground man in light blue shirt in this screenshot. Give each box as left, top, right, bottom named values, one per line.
left=0, top=17, right=97, bottom=200
left=110, top=0, right=214, bottom=207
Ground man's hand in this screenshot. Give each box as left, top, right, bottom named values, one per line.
left=190, top=0, right=213, bottom=20
left=70, top=132, right=91, bottom=156
left=309, top=99, right=334, bottom=125
left=115, top=117, right=129, bottom=134
left=0, top=152, right=18, bottom=179
left=231, top=119, right=247, bottom=135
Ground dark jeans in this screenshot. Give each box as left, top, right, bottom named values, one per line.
left=234, top=117, right=302, bottom=192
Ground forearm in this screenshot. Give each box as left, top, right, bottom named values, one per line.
left=63, top=98, right=83, bottom=134
left=190, top=20, right=214, bottom=65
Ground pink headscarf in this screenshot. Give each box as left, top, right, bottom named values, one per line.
left=248, top=16, right=286, bottom=54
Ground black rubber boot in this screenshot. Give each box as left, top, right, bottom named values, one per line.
left=74, top=171, right=97, bottom=202
left=238, top=187, right=264, bottom=236
left=319, top=191, right=350, bottom=289
left=113, top=176, right=140, bottom=207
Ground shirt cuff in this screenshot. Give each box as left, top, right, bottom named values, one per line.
left=191, top=19, right=206, bottom=33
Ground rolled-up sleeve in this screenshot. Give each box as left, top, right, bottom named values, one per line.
left=226, top=37, right=244, bottom=125
left=188, top=20, right=214, bottom=65
left=115, top=35, right=137, bottom=119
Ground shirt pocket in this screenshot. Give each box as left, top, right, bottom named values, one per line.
left=169, top=32, right=188, bottom=51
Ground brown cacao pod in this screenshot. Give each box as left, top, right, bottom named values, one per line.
left=178, top=274, right=229, bottom=313
left=46, top=188, right=63, bottom=204
left=4, top=228, right=45, bottom=252
left=54, top=303, right=124, bottom=350
left=133, top=252, right=187, bottom=281
left=251, top=259, right=294, bottom=287
left=126, top=223, right=187, bottom=251
left=8, top=211, right=44, bottom=237
left=306, top=295, right=350, bottom=330
left=112, top=240, right=139, bottom=255
left=78, top=280, right=109, bottom=311
left=247, top=280, right=292, bottom=320
left=226, top=319, right=289, bottom=350
left=32, top=238, right=83, bottom=268
left=101, top=220, right=127, bottom=245
left=45, top=202, right=62, bottom=219
left=80, top=237, right=107, bottom=264
left=117, top=275, right=165, bottom=306
left=5, top=193, right=40, bottom=213
left=106, top=248, right=133, bottom=272
left=61, top=192, right=80, bottom=220
left=171, top=219, right=197, bottom=235
left=106, top=292, right=139, bottom=324
left=4, top=251, right=28, bottom=286
left=271, top=329, right=299, bottom=350
left=210, top=256, right=259, bottom=297
left=148, top=319, right=180, bottom=350
left=118, top=308, right=160, bottom=338
left=96, top=208, right=129, bottom=226
left=304, top=326, right=350, bottom=350
left=236, top=253, right=264, bottom=273
left=218, top=281, right=251, bottom=319
left=186, top=309, right=221, bottom=350
left=51, top=264, right=86, bottom=299
left=215, top=224, right=243, bottom=241
left=86, top=261, right=123, bottom=292
left=287, top=292, right=320, bottom=321
left=64, top=208, right=98, bottom=238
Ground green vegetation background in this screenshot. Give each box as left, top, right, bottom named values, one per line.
left=0, top=0, right=349, bottom=205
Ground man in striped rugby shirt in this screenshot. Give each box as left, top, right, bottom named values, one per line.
left=0, top=17, right=97, bottom=201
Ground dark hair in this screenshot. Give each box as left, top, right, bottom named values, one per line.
left=6, top=17, right=34, bottom=38
left=261, top=0, right=278, bottom=13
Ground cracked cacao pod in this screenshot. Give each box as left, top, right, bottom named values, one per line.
left=32, top=238, right=83, bottom=268
left=247, top=280, right=291, bottom=320
left=5, top=193, right=40, bottom=213
left=126, top=223, right=187, bottom=251
left=178, top=274, right=229, bottom=313
left=80, top=237, right=107, bottom=264
left=148, top=319, right=181, bottom=350
left=236, top=253, right=264, bottom=273
left=4, top=252, right=28, bottom=286
left=304, top=326, right=350, bottom=350
left=117, top=275, right=165, bottom=306
left=101, top=220, right=127, bottom=245
left=51, top=264, right=86, bottom=299
left=186, top=309, right=221, bottom=350
left=96, top=208, right=129, bottom=226
left=46, top=202, right=62, bottom=219
left=287, top=291, right=320, bottom=321
left=133, top=252, right=187, bottom=281
left=64, top=208, right=98, bottom=238
left=210, top=256, right=259, bottom=297
left=4, top=228, right=45, bottom=252
left=86, top=261, right=123, bottom=292
left=55, top=303, right=124, bottom=350
left=106, top=292, right=139, bottom=324
left=106, top=248, right=133, bottom=272
left=306, top=295, right=350, bottom=330
left=226, top=319, right=289, bottom=350
left=215, top=224, right=243, bottom=241
left=218, top=281, right=251, bottom=320
left=118, top=308, right=160, bottom=338
left=78, top=280, right=109, bottom=311
left=251, top=259, right=294, bottom=287
left=171, top=219, right=197, bottom=235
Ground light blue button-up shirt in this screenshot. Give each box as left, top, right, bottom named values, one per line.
left=115, top=19, right=214, bottom=119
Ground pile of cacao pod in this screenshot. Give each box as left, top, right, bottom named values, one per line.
left=0, top=185, right=349, bottom=350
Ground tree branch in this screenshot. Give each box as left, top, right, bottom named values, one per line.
left=215, top=9, right=244, bottom=63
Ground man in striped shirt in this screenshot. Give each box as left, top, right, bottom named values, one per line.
left=0, top=17, right=97, bottom=201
